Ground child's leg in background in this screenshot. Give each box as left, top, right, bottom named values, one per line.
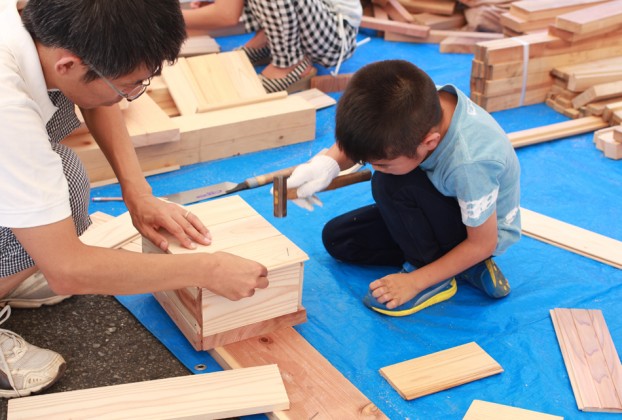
left=243, top=0, right=358, bottom=68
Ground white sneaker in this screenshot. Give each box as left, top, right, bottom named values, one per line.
left=0, top=306, right=66, bottom=398
left=0, top=271, right=71, bottom=309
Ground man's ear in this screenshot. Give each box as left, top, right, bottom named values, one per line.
left=54, top=53, right=82, bottom=76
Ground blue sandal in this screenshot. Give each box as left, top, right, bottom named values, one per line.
left=363, top=278, right=457, bottom=317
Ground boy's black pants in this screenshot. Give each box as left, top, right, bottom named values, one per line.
left=322, top=168, right=467, bottom=268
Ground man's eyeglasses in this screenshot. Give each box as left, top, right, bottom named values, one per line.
left=90, top=66, right=151, bottom=102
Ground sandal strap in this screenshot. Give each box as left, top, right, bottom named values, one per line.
left=236, top=46, right=271, bottom=66
left=260, top=57, right=313, bottom=93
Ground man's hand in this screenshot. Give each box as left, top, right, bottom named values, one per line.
left=126, top=194, right=211, bottom=251
left=203, top=252, right=269, bottom=300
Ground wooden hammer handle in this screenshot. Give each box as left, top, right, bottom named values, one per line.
left=286, top=169, right=372, bottom=199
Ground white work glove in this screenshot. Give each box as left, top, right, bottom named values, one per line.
left=287, top=155, right=341, bottom=211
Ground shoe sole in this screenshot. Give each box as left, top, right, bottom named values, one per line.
left=0, top=357, right=66, bottom=399
left=371, top=279, right=458, bottom=317
left=0, top=295, right=72, bottom=309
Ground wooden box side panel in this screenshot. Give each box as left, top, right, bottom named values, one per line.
left=153, top=289, right=203, bottom=351
left=201, top=263, right=303, bottom=337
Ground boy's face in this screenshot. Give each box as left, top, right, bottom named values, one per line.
left=367, top=145, right=428, bottom=175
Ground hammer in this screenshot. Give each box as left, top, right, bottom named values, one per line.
left=273, top=169, right=372, bottom=217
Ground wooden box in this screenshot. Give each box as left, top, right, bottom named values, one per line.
left=143, top=195, right=308, bottom=350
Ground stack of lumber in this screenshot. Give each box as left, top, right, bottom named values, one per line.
left=593, top=125, right=622, bottom=159
left=471, top=0, right=622, bottom=112
left=546, top=56, right=622, bottom=118
left=499, top=0, right=611, bottom=36
left=360, top=0, right=505, bottom=53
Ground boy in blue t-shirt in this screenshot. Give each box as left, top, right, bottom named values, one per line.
left=287, top=60, right=521, bottom=316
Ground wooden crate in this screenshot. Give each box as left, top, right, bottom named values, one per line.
left=143, top=195, right=309, bottom=350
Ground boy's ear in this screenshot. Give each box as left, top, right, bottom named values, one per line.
left=421, top=131, right=441, bottom=150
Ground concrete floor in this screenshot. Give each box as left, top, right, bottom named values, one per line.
left=0, top=294, right=190, bottom=419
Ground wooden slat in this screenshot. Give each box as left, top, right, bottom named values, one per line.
left=210, top=327, right=388, bottom=419
left=463, top=400, right=563, bottom=420
left=379, top=342, right=503, bottom=400
left=8, top=365, right=289, bottom=420
left=521, top=208, right=622, bottom=269
left=550, top=309, right=622, bottom=413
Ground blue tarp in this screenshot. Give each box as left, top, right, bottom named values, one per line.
left=90, top=31, right=622, bottom=419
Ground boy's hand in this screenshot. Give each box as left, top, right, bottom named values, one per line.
left=287, top=155, right=341, bottom=198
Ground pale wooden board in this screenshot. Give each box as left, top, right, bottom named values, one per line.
left=555, top=0, right=622, bottom=35
left=507, top=116, right=608, bottom=148
left=122, top=94, right=180, bottom=147
left=379, top=342, right=503, bottom=400
left=520, top=208, right=622, bottom=269
left=463, top=399, right=563, bottom=420
left=179, top=34, right=220, bottom=57
left=201, top=263, right=302, bottom=336
left=291, top=88, right=337, bottom=110
left=79, top=211, right=139, bottom=249
left=550, top=309, right=622, bottom=412
left=8, top=365, right=289, bottom=420
left=210, top=326, right=389, bottom=419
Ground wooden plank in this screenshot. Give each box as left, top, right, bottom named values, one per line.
left=122, top=94, right=180, bottom=147
left=8, top=365, right=289, bottom=420
left=510, top=0, right=609, bottom=22
left=179, top=34, right=220, bottom=57
left=360, top=16, right=430, bottom=38
left=310, top=74, right=353, bottom=93
left=571, top=80, right=622, bottom=108
left=291, top=88, right=337, bottom=110
left=521, top=208, right=622, bottom=269
left=385, top=0, right=415, bottom=23
left=463, top=400, right=563, bottom=420
left=507, top=116, right=608, bottom=148
left=161, top=59, right=201, bottom=116
left=210, top=327, right=389, bottom=419
left=79, top=211, right=139, bottom=249
left=551, top=309, right=622, bottom=413
left=571, top=309, right=622, bottom=410
left=397, top=0, right=456, bottom=16
left=379, top=342, right=503, bottom=400
left=555, top=0, right=622, bottom=35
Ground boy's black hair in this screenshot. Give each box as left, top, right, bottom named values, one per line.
left=335, top=60, right=442, bottom=163
left=21, top=0, right=186, bottom=82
